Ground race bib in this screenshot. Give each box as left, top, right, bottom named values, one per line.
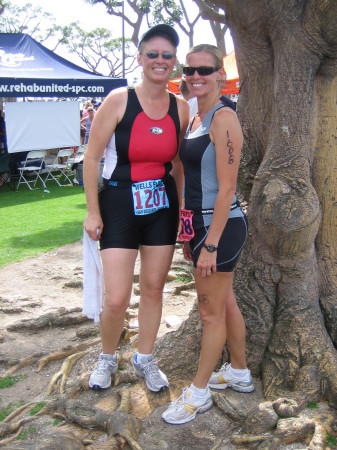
left=177, top=209, right=195, bottom=241
left=132, top=179, right=169, bottom=215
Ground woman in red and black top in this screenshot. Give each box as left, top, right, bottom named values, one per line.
left=83, top=24, right=189, bottom=392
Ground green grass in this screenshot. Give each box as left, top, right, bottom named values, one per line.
left=0, top=376, right=16, bottom=389
left=29, top=402, right=45, bottom=416
left=327, top=432, right=337, bottom=447
left=0, top=183, right=86, bottom=268
left=0, top=401, right=25, bottom=422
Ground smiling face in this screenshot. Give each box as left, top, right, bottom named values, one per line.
left=138, top=36, right=176, bottom=83
left=185, top=51, right=223, bottom=98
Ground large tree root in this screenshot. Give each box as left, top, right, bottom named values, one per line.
left=229, top=397, right=337, bottom=449
left=47, top=350, right=89, bottom=395
left=37, top=338, right=100, bottom=371
left=6, top=307, right=89, bottom=333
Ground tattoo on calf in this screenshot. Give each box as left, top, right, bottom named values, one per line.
left=198, top=294, right=209, bottom=305
left=226, top=130, right=234, bottom=165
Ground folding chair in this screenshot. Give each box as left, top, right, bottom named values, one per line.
left=67, top=144, right=86, bottom=170
left=16, top=150, right=46, bottom=190
left=44, top=148, right=74, bottom=187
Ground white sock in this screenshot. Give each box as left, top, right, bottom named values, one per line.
left=190, top=383, right=208, bottom=396
left=230, top=365, right=249, bottom=378
left=101, top=352, right=116, bottom=359
left=137, top=352, right=152, bottom=363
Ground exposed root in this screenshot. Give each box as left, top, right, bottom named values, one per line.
left=0, top=417, right=35, bottom=439
left=47, top=351, right=88, bottom=395
left=0, top=426, right=23, bottom=446
left=1, top=355, right=42, bottom=377
left=2, top=402, right=35, bottom=423
left=37, top=338, right=100, bottom=371
left=114, top=370, right=138, bottom=387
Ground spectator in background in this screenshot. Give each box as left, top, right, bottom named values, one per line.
left=83, top=101, right=96, bottom=119
left=81, top=106, right=95, bottom=144
left=80, top=110, right=86, bottom=145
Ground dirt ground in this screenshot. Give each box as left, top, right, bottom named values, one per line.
left=0, top=241, right=335, bottom=449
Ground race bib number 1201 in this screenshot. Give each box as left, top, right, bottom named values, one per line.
left=132, top=179, right=169, bottom=215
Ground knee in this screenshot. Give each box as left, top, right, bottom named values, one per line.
left=103, top=294, right=128, bottom=318
left=198, top=303, right=226, bottom=327
left=140, top=282, right=164, bottom=302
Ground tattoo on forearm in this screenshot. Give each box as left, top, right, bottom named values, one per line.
left=226, top=131, right=234, bottom=165
left=198, top=294, right=209, bottom=305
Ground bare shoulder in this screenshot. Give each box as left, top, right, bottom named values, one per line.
left=97, top=87, right=128, bottom=123
left=211, top=106, right=243, bottom=146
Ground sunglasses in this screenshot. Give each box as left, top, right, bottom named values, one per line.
left=88, top=109, right=94, bottom=112
left=142, top=51, right=175, bottom=60
left=183, top=66, right=220, bottom=76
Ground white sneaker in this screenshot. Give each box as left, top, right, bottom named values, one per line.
left=89, top=352, right=118, bottom=390
left=133, top=353, right=169, bottom=392
left=208, top=363, right=254, bottom=392
left=162, top=386, right=213, bottom=425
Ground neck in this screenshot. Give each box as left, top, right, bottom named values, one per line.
left=136, top=79, right=168, bottom=101
left=197, top=93, right=221, bottom=119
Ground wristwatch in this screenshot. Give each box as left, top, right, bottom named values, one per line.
left=203, top=243, right=218, bottom=252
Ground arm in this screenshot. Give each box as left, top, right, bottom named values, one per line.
left=83, top=88, right=127, bottom=241
left=197, top=108, right=243, bottom=276
left=171, top=96, right=189, bottom=211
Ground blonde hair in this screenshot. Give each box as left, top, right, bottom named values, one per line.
left=186, top=44, right=223, bottom=69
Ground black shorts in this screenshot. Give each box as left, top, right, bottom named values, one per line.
left=189, top=215, right=248, bottom=272
left=99, top=175, right=179, bottom=250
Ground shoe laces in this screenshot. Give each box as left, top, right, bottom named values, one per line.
left=143, top=359, right=161, bottom=379
left=219, top=362, right=230, bottom=375
left=96, top=356, right=116, bottom=374
left=171, top=387, right=192, bottom=410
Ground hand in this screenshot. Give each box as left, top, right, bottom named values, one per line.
left=182, top=241, right=192, bottom=261
left=196, top=248, right=217, bottom=277
left=83, top=212, right=103, bottom=241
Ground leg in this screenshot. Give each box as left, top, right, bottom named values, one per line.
left=137, top=244, right=175, bottom=353
left=193, top=271, right=232, bottom=389
left=226, top=286, right=248, bottom=369
left=100, top=248, right=138, bottom=354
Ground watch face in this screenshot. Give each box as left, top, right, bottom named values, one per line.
left=204, top=244, right=217, bottom=252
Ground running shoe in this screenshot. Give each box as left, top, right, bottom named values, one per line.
left=208, top=363, right=254, bottom=392
left=89, top=352, right=118, bottom=390
left=133, top=353, right=169, bottom=392
left=162, top=386, right=213, bottom=425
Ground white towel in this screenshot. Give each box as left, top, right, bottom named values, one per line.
left=82, top=229, right=103, bottom=323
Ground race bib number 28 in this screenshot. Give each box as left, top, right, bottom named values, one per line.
left=132, top=179, right=169, bottom=215
left=178, top=209, right=195, bottom=241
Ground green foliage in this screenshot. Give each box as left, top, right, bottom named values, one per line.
left=327, top=432, right=337, bottom=447
left=176, top=273, right=193, bottom=283
left=0, top=2, right=55, bottom=41
left=0, top=185, right=86, bottom=268
left=0, top=401, right=25, bottom=422
left=17, top=426, right=38, bottom=441
left=307, top=401, right=318, bottom=409
left=29, top=402, right=46, bottom=416
left=53, top=418, right=64, bottom=426
left=0, top=376, right=16, bottom=389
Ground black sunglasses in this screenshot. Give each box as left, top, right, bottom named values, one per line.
left=183, top=66, right=220, bottom=76
left=142, top=51, right=175, bottom=60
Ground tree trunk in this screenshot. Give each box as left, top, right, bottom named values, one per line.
left=223, top=0, right=337, bottom=407
left=170, top=0, right=337, bottom=408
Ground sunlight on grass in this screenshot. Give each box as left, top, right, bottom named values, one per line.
left=0, top=185, right=86, bottom=268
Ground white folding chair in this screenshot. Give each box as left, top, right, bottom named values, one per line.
left=16, top=150, right=46, bottom=190
left=67, top=144, right=86, bottom=169
left=44, top=148, right=74, bottom=186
